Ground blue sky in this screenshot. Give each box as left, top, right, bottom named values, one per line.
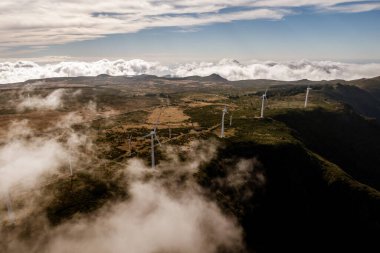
left=1, top=1, right=380, bottom=63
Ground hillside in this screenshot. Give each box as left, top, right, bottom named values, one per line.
left=0, top=75, right=379, bottom=252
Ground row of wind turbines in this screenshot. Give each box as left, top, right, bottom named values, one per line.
left=144, top=86, right=313, bottom=168
left=220, top=86, right=312, bottom=138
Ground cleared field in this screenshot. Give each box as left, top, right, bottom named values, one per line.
left=146, top=106, right=190, bottom=124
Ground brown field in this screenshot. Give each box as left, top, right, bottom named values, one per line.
left=146, top=106, right=190, bottom=124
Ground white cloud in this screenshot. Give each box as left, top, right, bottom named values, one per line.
left=1, top=58, right=379, bottom=84
left=0, top=121, right=68, bottom=194
left=0, top=59, right=167, bottom=84
left=0, top=1, right=376, bottom=49
left=170, top=59, right=380, bottom=81
left=325, top=2, right=380, bottom=13
left=2, top=137, right=244, bottom=253
left=17, top=89, right=65, bottom=111
left=43, top=181, right=243, bottom=253
left=41, top=140, right=243, bottom=253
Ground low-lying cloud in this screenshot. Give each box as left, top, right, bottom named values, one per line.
left=43, top=180, right=242, bottom=253
left=0, top=113, right=89, bottom=196
left=1, top=84, right=249, bottom=253
left=39, top=140, right=244, bottom=253
left=1, top=59, right=379, bottom=84
left=17, top=89, right=65, bottom=111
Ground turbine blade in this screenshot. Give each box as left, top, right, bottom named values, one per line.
left=155, top=134, right=162, bottom=146
left=143, top=133, right=152, bottom=138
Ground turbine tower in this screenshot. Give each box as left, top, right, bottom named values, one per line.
left=260, top=88, right=268, bottom=118
left=68, top=154, right=73, bottom=176
left=143, top=111, right=162, bottom=169
left=220, top=105, right=228, bottom=138
left=128, top=135, right=132, bottom=155
left=5, top=192, right=15, bottom=224
left=304, top=86, right=312, bottom=108
left=143, top=127, right=161, bottom=169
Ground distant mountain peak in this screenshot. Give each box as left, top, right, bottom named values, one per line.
left=204, top=73, right=228, bottom=82
left=97, top=74, right=111, bottom=78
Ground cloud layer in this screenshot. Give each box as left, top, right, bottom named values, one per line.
left=1, top=59, right=379, bottom=84
left=40, top=140, right=244, bottom=253
left=0, top=1, right=379, bottom=50
left=0, top=117, right=89, bottom=195
left=43, top=179, right=242, bottom=253
left=1, top=122, right=245, bottom=253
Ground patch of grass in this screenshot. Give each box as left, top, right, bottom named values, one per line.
left=44, top=172, right=127, bottom=225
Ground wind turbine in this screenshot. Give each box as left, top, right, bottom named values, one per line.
left=143, top=112, right=162, bottom=169
left=5, top=192, right=15, bottom=224
left=68, top=154, right=73, bottom=176
left=143, top=127, right=161, bottom=169
left=128, top=135, right=132, bottom=155
left=304, top=86, right=312, bottom=108
left=220, top=105, right=228, bottom=138
left=260, top=88, right=268, bottom=118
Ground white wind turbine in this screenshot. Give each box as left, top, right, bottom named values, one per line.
left=143, top=127, right=161, bottom=169
left=260, top=88, right=268, bottom=118
left=220, top=105, right=228, bottom=138
left=143, top=113, right=162, bottom=169
left=68, top=154, right=73, bottom=176
left=128, top=135, right=132, bottom=155
left=5, top=192, right=15, bottom=224
left=304, top=86, right=312, bottom=108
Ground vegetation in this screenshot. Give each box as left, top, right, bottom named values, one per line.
left=1, top=75, right=380, bottom=252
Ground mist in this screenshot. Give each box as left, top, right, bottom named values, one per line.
left=17, top=89, right=65, bottom=111
left=1, top=105, right=248, bottom=253
left=41, top=159, right=244, bottom=253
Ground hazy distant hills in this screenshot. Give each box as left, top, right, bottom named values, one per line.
left=3, top=73, right=380, bottom=122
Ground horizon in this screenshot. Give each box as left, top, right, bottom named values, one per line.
left=1, top=58, right=380, bottom=84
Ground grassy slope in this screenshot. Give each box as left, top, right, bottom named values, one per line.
left=274, top=107, right=380, bottom=190
left=187, top=101, right=380, bottom=252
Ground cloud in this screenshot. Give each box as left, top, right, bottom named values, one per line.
left=169, top=59, right=380, bottom=81
left=0, top=1, right=376, bottom=50
left=325, top=2, right=380, bottom=13
left=43, top=181, right=243, bottom=253
left=17, top=89, right=65, bottom=111
left=0, top=59, right=166, bottom=84
left=40, top=141, right=243, bottom=253
left=0, top=120, right=68, bottom=194
left=1, top=133, right=244, bottom=253
left=0, top=110, right=91, bottom=197
left=1, top=58, right=379, bottom=84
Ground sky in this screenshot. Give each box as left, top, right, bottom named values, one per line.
left=1, top=0, right=380, bottom=63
